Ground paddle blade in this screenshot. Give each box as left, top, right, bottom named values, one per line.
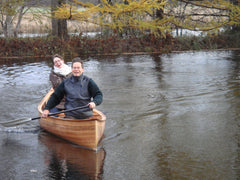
left=0, top=118, right=32, bottom=127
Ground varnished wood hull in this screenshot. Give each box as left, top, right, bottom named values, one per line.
left=37, top=88, right=106, bottom=151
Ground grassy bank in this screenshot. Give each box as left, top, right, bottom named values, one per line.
left=0, top=31, right=240, bottom=59
left=0, top=34, right=172, bottom=58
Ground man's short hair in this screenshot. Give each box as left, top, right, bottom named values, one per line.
left=72, top=57, right=84, bottom=68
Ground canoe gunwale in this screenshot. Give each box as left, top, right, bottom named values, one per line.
left=41, top=117, right=106, bottom=122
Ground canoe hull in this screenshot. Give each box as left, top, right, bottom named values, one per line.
left=38, top=88, right=106, bottom=151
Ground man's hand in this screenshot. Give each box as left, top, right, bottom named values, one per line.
left=88, top=102, right=96, bottom=109
left=41, top=109, right=50, bottom=118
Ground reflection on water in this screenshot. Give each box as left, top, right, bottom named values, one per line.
left=39, top=131, right=105, bottom=180
left=0, top=51, right=240, bottom=179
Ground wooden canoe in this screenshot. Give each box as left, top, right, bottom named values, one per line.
left=37, top=88, right=106, bottom=151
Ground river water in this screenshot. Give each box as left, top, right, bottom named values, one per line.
left=0, top=50, right=240, bottom=179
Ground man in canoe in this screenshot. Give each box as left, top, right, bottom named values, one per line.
left=41, top=57, right=103, bottom=119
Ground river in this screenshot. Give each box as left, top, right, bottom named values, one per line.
left=0, top=50, right=240, bottom=179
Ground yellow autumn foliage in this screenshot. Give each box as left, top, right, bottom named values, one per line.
left=54, top=0, right=171, bottom=37
left=54, top=0, right=240, bottom=37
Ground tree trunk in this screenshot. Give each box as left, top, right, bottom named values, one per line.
left=51, top=0, right=68, bottom=39
left=58, top=19, right=68, bottom=39
left=156, top=1, right=164, bottom=20
left=155, top=1, right=164, bottom=36
left=14, top=6, right=27, bottom=37
left=231, top=0, right=240, bottom=32
left=4, top=15, right=14, bottom=37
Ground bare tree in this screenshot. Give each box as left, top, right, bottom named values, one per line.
left=0, top=0, right=30, bottom=37
left=0, top=0, right=52, bottom=37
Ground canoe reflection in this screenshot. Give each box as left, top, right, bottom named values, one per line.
left=39, top=131, right=106, bottom=180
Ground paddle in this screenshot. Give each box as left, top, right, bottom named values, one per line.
left=0, top=105, right=89, bottom=127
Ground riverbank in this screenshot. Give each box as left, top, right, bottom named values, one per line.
left=0, top=31, right=239, bottom=59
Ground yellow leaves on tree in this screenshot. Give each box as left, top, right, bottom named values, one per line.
left=54, top=0, right=171, bottom=37
left=167, top=0, right=240, bottom=33
left=54, top=0, right=240, bottom=37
